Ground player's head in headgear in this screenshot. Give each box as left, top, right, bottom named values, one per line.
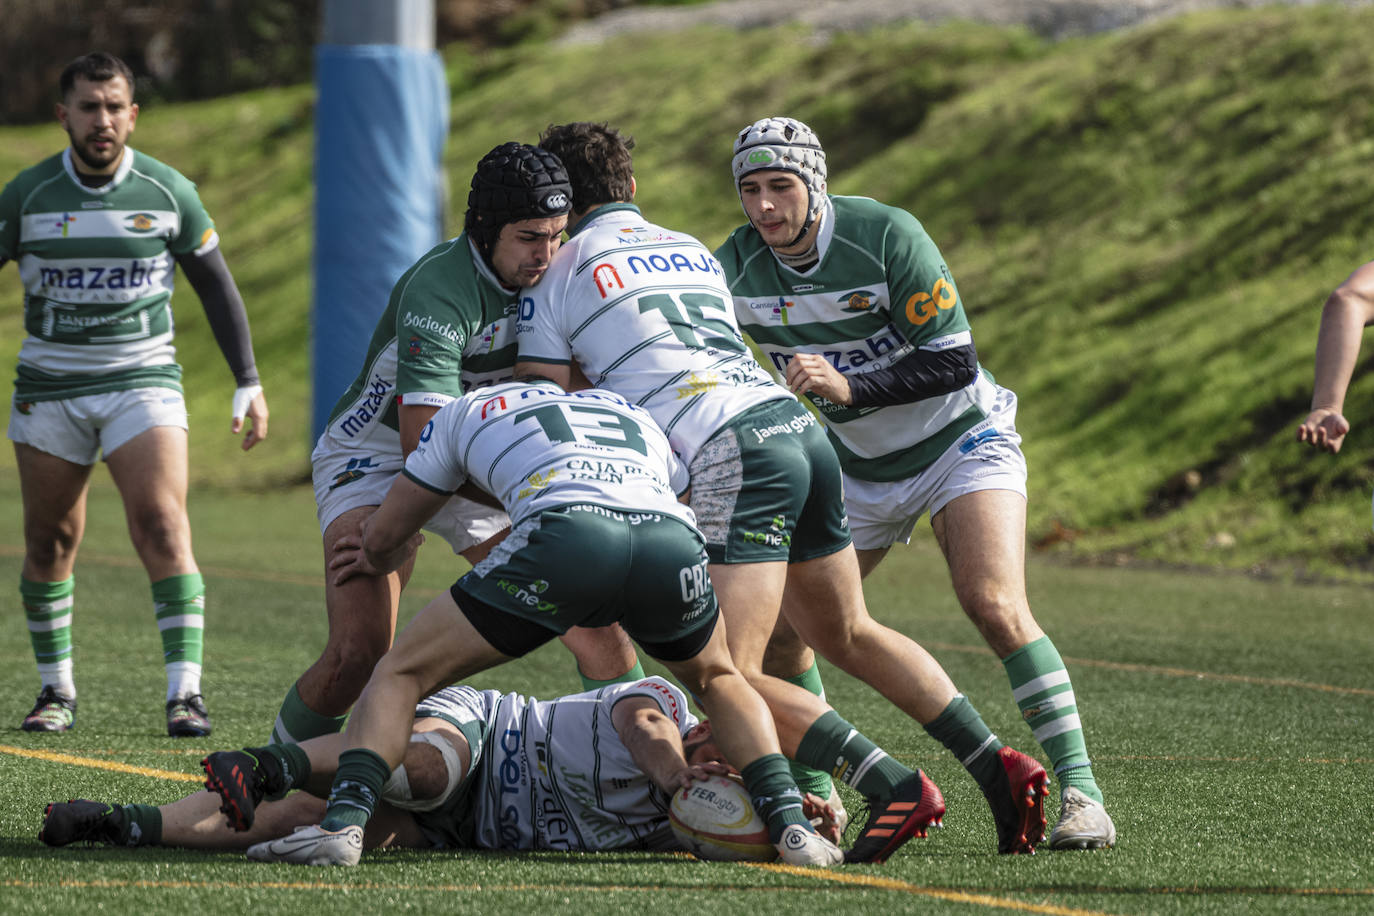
left=731, top=116, right=828, bottom=251
left=464, top=142, right=573, bottom=287
left=57, top=51, right=139, bottom=175
left=538, top=122, right=636, bottom=218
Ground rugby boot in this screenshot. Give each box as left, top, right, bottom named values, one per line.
left=844, top=769, right=945, bottom=864
left=982, top=746, right=1049, bottom=854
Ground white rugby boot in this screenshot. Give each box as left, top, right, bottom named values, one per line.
left=246, top=824, right=364, bottom=866
left=775, top=823, right=844, bottom=866
left=1047, top=787, right=1116, bottom=850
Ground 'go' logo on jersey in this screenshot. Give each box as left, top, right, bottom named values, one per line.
left=904, top=277, right=958, bottom=326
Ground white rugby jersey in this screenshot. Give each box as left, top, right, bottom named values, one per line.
left=423, top=677, right=698, bottom=851
left=403, top=379, right=694, bottom=528
left=516, top=204, right=790, bottom=465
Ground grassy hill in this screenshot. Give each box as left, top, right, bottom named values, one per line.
left=3, top=5, right=1373, bottom=580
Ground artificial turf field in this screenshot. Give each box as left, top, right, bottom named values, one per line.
left=0, top=478, right=1370, bottom=915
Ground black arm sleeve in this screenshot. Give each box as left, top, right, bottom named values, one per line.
left=176, top=247, right=260, bottom=386
left=846, top=341, right=979, bottom=409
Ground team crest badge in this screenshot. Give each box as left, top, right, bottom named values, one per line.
left=838, top=290, right=877, bottom=312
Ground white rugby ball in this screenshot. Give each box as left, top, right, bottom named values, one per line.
left=669, top=775, right=777, bottom=862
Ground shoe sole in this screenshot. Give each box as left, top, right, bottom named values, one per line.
left=203, top=756, right=256, bottom=831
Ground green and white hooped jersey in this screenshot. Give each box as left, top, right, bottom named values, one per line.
left=716, top=194, right=1000, bottom=482
left=0, top=148, right=218, bottom=401
left=516, top=204, right=790, bottom=465
left=321, top=235, right=522, bottom=455
left=427, top=677, right=696, bottom=851
left=404, top=380, right=694, bottom=529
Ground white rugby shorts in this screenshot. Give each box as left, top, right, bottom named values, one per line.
left=8, top=387, right=187, bottom=465
left=311, top=433, right=508, bottom=554
left=844, top=386, right=1028, bottom=551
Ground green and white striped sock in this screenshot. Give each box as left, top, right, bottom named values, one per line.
left=1004, top=636, right=1102, bottom=803
left=22, top=577, right=76, bottom=697
left=152, top=574, right=205, bottom=702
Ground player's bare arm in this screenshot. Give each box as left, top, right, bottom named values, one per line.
left=399, top=403, right=441, bottom=456
left=1299, top=259, right=1374, bottom=453
left=329, top=476, right=443, bottom=584
left=611, top=697, right=729, bottom=793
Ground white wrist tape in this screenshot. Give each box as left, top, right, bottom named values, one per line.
left=232, top=384, right=263, bottom=421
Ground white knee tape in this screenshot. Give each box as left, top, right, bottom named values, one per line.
left=380, top=730, right=465, bottom=812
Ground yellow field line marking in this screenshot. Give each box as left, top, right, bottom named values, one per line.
left=5, top=877, right=1368, bottom=901
left=0, top=745, right=201, bottom=783
left=744, top=862, right=1113, bottom=914
left=924, top=641, right=1374, bottom=697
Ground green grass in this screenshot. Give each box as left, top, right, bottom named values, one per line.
left=6, top=7, right=1374, bottom=579
left=0, top=480, right=1371, bottom=914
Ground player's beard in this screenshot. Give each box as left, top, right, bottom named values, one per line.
left=68, top=127, right=123, bottom=173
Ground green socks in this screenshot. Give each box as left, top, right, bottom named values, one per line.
left=270, top=681, right=349, bottom=745
left=1004, top=636, right=1103, bottom=803
left=22, top=577, right=76, bottom=697
left=578, top=658, right=646, bottom=691
left=320, top=748, right=390, bottom=830
left=117, top=803, right=163, bottom=846
left=782, top=661, right=836, bottom=799
left=795, top=710, right=914, bottom=801
left=152, top=574, right=205, bottom=702
left=246, top=742, right=312, bottom=797
left=923, top=693, right=1006, bottom=793
left=739, top=753, right=810, bottom=843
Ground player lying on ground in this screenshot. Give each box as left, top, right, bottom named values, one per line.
left=234, top=378, right=845, bottom=866
left=40, top=677, right=842, bottom=854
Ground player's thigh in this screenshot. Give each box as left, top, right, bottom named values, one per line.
left=688, top=400, right=814, bottom=566
left=12, top=440, right=93, bottom=538
left=322, top=506, right=403, bottom=648
left=619, top=515, right=720, bottom=662
left=931, top=487, right=1029, bottom=601
left=106, top=425, right=191, bottom=516
left=378, top=588, right=509, bottom=695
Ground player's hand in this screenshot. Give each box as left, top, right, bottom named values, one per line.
left=329, top=531, right=424, bottom=584
left=785, top=352, right=851, bottom=405
left=669, top=762, right=735, bottom=792
left=231, top=385, right=268, bottom=451
left=1297, top=407, right=1350, bottom=453
left=802, top=791, right=843, bottom=845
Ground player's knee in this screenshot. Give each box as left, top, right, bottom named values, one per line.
left=381, top=731, right=466, bottom=811
left=126, top=508, right=190, bottom=560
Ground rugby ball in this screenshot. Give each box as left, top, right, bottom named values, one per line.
left=669, top=775, right=777, bottom=862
